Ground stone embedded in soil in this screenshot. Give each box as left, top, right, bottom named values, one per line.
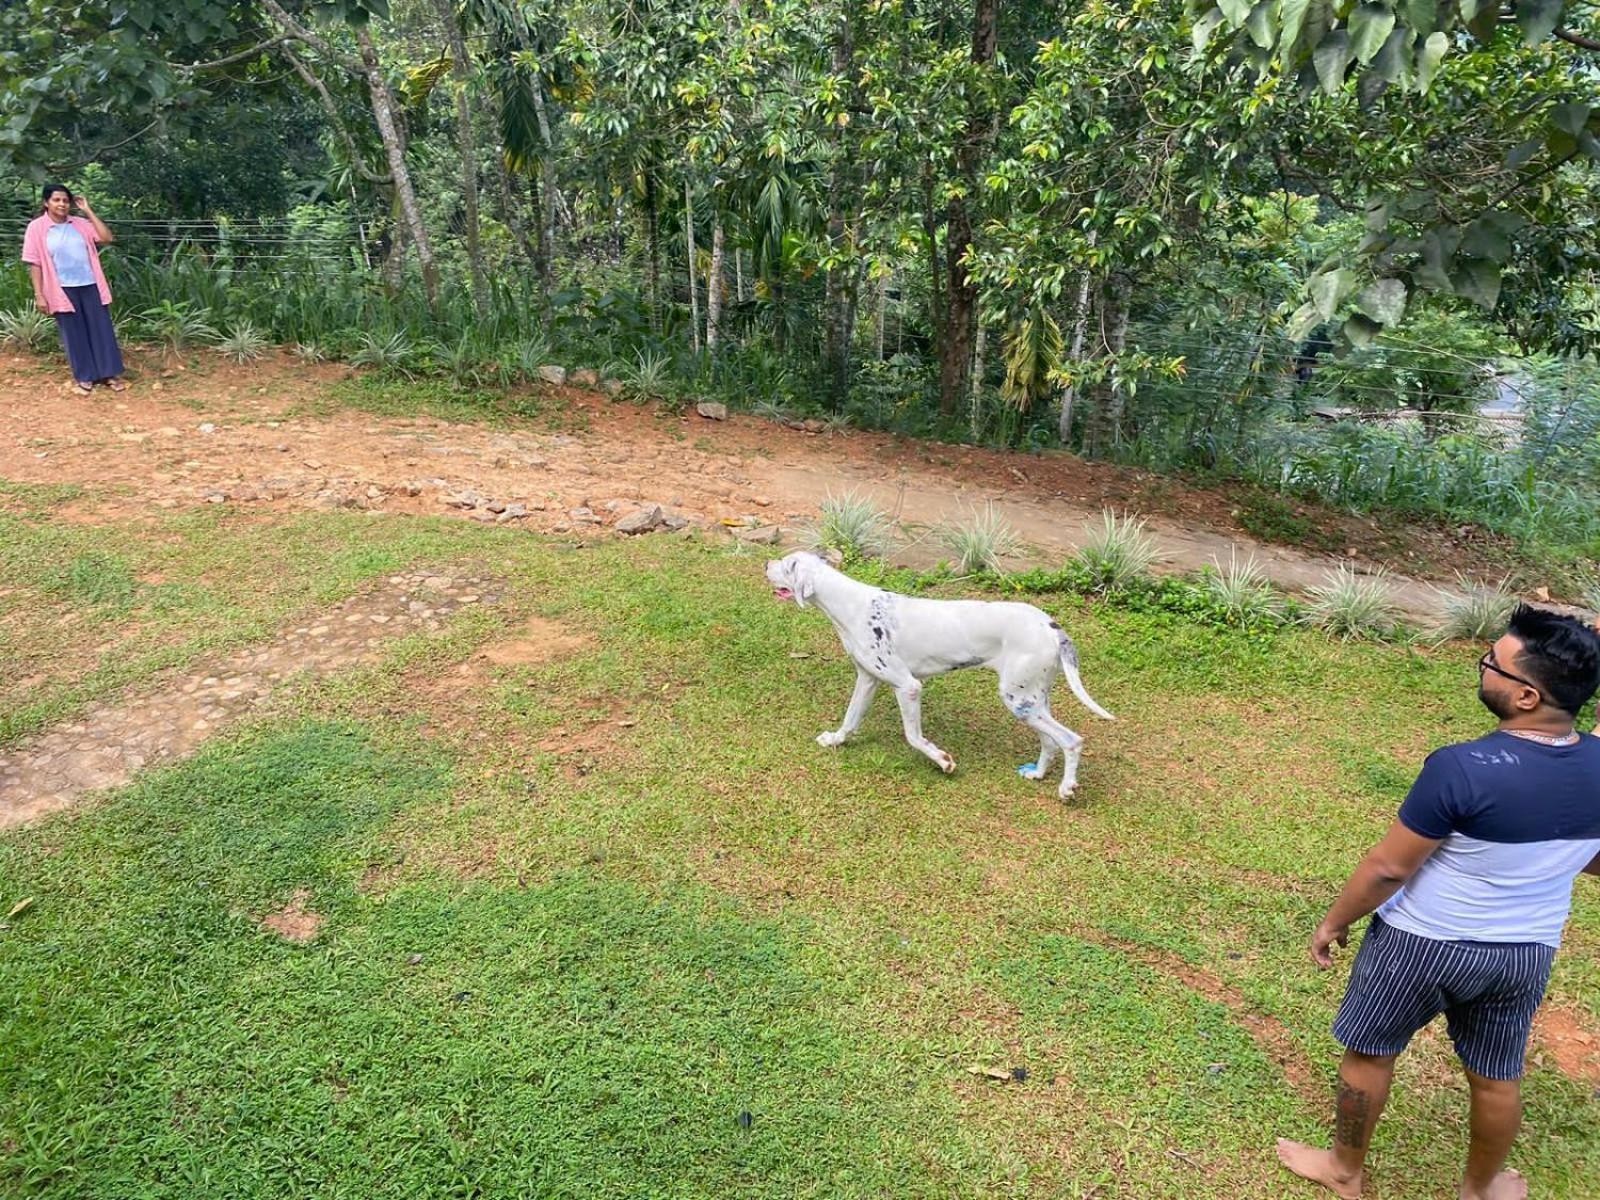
left=616, top=504, right=666, bottom=535
left=733, top=524, right=782, bottom=545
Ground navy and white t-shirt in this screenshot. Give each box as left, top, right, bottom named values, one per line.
left=1378, top=731, right=1600, bottom=947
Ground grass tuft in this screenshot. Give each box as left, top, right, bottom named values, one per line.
left=939, top=503, right=1021, bottom=575
left=1431, top=574, right=1519, bottom=643
left=805, top=489, right=896, bottom=559
left=1304, top=564, right=1400, bottom=640
left=1074, top=510, right=1163, bottom=594
left=1202, top=549, right=1287, bottom=627
left=215, top=321, right=271, bottom=364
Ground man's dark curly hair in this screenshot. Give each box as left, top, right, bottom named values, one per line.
left=1506, top=604, right=1600, bottom=716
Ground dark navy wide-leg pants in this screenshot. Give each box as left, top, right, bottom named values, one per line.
left=54, top=284, right=124, bottom=385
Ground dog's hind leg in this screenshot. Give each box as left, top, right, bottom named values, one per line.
left=893, top=680, right=955, bottom=773
left=1024, top=707, right=1084, bottom=799
left=1001, top=676, right=1084, bottom=798
left=1017, top=730, right=1057, bottom=781
left=818, top=669, right=878, bottom=747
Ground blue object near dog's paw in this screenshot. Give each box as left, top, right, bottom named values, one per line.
left=1017, top=762, right=1037, bottom=777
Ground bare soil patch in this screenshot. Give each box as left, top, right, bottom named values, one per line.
left=260, top=888, right=324, bottom=942
left=1533, top=1003, right=1600, bottom=1087
left=0, top=352, right=1530, bottom=618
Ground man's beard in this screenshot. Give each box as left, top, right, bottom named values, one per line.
left=1478, top=683, right=1516, bottom=720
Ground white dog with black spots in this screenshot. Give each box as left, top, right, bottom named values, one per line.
left=766, top=550, right=1114, bottom=798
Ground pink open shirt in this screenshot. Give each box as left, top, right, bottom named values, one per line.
left=21, top=214, right=113, bottom=314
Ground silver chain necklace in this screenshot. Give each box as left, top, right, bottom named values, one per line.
left=1505, top=729, right=1580, bottom=747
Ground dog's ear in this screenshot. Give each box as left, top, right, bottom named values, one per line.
left=790, top=557, right=816, bottom=608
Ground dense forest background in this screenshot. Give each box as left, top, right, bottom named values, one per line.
left=4, top=0, right=1599, bottom=567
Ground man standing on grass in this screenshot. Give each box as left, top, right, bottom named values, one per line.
left=1278, top=604, right=1600, bottom=1200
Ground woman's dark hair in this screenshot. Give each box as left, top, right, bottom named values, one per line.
left=41, top=183, right=71, bottom=208
left=1507, top=603, right=1600, bottom=716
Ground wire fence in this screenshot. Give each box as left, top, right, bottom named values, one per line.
left=0, top=210, right=1563, bottom=441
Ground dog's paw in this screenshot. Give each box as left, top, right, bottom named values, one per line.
left=816, top=731, right=846, bottom=748
left=1057, top=781, right=1079, bottom=800
left=936, top=752, right=956, bottom=774
left=1017, top=761, right=1046, bottom=781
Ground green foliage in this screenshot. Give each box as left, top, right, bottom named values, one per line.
left=346, top=330, right=417, bottom=376
left=938, top=503, right=1022, bottom=576
left=43, top=551, right=139, bottom=610
left=1304, top=564, right=1402, bottom=640
left=0, top=306, right=54, bottom=353
left=1073, top=511, right=1164, bottom=595
left=615, top=349, right=676, bottom=404
left=214, top=320, right=270, bottom=364
left=804, top=490, right=896, bottom=560
left=1430, top=573, right=1519, bottom=643
left=139, top=300, right=218, bottom=355
left=1201, top=551, right=1289, bottom=628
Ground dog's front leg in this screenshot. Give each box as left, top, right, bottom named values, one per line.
left=893, top=681, right=955, bottom=774
left=818, top=669, right=878, bottom=747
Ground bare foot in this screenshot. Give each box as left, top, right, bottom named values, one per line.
left=1461, top=1169, right=1526, bottom=1200
left=1276, top=1139, right=1363, bottom=1199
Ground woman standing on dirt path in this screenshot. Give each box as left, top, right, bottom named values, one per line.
left=21, top=183, right=126, bottom=396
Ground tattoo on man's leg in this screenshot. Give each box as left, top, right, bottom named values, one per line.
left=1334, top=1083, right=1371, bottom=1149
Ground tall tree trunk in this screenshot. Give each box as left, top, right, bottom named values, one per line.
left=385, top=214, right=407, bottom=292
left=355, top=27, right=438, bottom=310
left=969, top=318, right=987, bottom=439
left=706, top=214, right=725, bottom=352
left=685, top=175, right=700, bottom=354
left=432, top=0, right=487, bottom=316
left=528, top=76, right=560, bottom=295
left=644, top=170, right=661, bottom=330
left=822, top=10, right=857, bottom=408
left=1057, top=265, right=1094, bottom=444
left=527, top=167, right=550, bottom=302
left=735, top=246, right=745, bottom=303
left=1105, top=272, right=1131, bottom=445
left=921, top=168, right=943, bottom=362
left=874, top=271, right=887, bottom=361
left=937, top=0, right=999, bottom=415
left=495, top=146, right=539, bottom=281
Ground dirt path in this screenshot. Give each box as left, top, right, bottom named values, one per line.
left=0, top=353, right=1483, bottom=618
left=0, top=570, right=502, bottom=829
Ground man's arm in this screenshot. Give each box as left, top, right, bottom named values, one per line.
left=1311, top=821, right=1441, bottom=967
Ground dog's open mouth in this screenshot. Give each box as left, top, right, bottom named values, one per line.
left=773, top=586, right=793, bottom=601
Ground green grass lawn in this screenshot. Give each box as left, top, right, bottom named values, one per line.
left=1, top=506, right=1596, bottom=1198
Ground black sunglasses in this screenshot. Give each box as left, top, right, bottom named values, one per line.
left=1478, top=650, right=1541, bottom=694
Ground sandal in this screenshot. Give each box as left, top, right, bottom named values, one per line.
left=73, top=381, right=94, bottom=395
left=107, top=378, right=127, bottom=392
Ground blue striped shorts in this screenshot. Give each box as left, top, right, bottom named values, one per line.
left=1333, top=916, right=1555, bottom=1081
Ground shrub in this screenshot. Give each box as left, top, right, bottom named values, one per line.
left=346, top=331, right=416, bottom=376
left=1074, top=510, right=1163, bottom=594
left=0, top=306, right=54, bottom=352
left=1203, top=549, right=1287, bottom=627
left=939, top=503, right=1021, bottom=575
left=1431, top=574, right=1519, bottom=642
left=140, top=300, right=217, bottom=355
left=805, top=490, right=895, bottom=560
left=215, top=321, right=271, bottom=364
left=1305, top=564, right=1401, bottom=640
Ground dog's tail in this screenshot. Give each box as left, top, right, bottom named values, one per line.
left=1058, top=634, right=1115, bottom=721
